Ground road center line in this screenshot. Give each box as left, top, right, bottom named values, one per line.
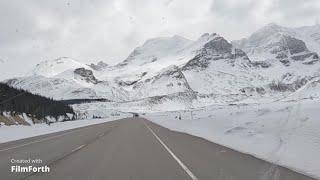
left=71, top=144, right=86, bottom=152
left=142, top=120, right=199, bottom=180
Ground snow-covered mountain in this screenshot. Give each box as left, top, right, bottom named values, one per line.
left=95, top=33, right=260, bottom=103
left=233, top=23, right=319, bottom=66
left=231, top=24, right=320, bottom=101
left=4, top=24, right=320, bottom=109
left=6, top=57, right=129, bottom=101
left=119, top=35, right=193, bottom=66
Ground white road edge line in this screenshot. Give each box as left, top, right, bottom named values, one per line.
left=0, top=127, right=91, bottom=152
left=142, top=120, right=199, bottom=180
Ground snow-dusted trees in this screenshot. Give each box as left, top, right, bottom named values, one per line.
left=0, top=83, right=75, bottom=122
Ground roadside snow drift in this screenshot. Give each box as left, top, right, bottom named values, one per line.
left=144, top=100, right=320, bottom=179
left=0, top=111, right=130, bottom=143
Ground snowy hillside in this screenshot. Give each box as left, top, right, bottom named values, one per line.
left=98, top=32, right=281, bottom=104
left=6, top=75, right=129, bottom=101
left=119, top=35, right=193, bottom=66
left=233, top=23, right=319, bottom=66
left=30, top=57, right=92, bottom=77
left=4, top=56, right=130, bottom=101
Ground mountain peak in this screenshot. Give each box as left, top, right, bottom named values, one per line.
left=142, top=35, right=191, bottom=47
left=200, top=33, right=210, bottom=37
left=88, top=61, right=108, bottom=71
left=50, top=57, right=78, bottom=63
left=55, top=56, right=73, bottom=60
left=121, top=35, right=193, bottom=65
left=234, top=23, right=320, bottom=66
left=172, top=34, right=187, bottom=40
left=197, top=33, right=218, bottom=41
left=265, top=23, right=281, bottom=28
left=253, top=23, right=285, bottom=37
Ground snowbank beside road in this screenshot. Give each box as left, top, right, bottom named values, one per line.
left=144, top=100, right=320, bottom=179
left=0, top=112, right=130, bottom=143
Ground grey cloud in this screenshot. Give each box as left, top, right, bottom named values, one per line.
left=268, top=0, right=320, bottom=25
left=0, top=0, right=319, bottom=79
left=210, top=0, right=258, bottom=21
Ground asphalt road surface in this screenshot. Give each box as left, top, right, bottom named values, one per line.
left=0, top=118, right=316, bottom=180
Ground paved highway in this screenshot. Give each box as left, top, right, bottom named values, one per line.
left=0, top=118, right=316, bottom=180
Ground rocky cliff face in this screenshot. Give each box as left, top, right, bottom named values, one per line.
left=183, top=35, right=250, bottom=70
left=271, top=35, right=319, bottom=66
left=74, top=68, right=100, bottom=84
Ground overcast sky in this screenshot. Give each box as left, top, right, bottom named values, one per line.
left=1, top=0, right=320, bottom=78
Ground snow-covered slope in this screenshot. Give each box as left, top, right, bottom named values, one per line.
left=6, top=64, right=129, bottom=101
left=30, top=57, right=92, bottom=77
left=233, top=23, right=319, bottom=66
left=182, top=35, right=254, bottom=95
left=113, top=27, right=320, bottom=106
left=99, top=34, right=212, bottom=86
left=4, top=33, right=246, bottom=103
left=120, top=35, right=192, bottom=66
left=230, top=24, right=320, bottom=102
left=98, top=33, right=262, bottom=102
left=280, top=76, right=320, bottom=102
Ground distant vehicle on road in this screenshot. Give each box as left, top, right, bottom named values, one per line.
left=133, top=113, right=139, bottom=117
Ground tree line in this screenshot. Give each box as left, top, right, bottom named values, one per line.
left=0, top=83, right=75, bottom=123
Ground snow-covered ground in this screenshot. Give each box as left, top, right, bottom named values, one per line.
left=0, top=111, right=131, bottom=143
left=143, top=99, right=320, bottom=179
